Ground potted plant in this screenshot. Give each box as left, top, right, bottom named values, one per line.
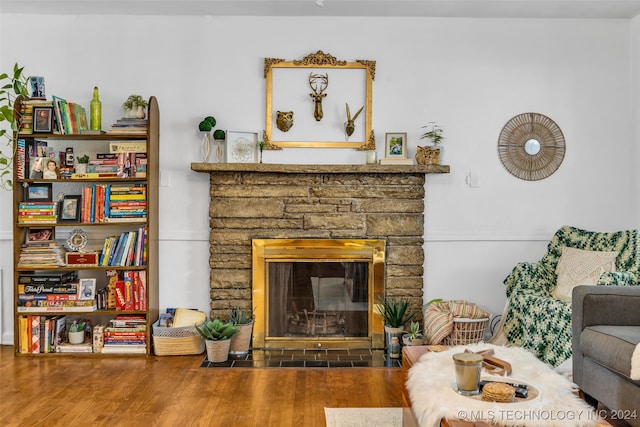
left=228, top=307, right=254, bottom=356
left=122, top=94, right=148, bottom=119
left=418, top=122, right=445, bottom=165
left=68, top=320, right=86, bottom=344
left=195, top=317, right=238, bottom=363
left=402, top=321, right=425, bottom=346
left=76, top=154, right=89, bottom=174
left=0, top=63, right=30, bottom=190
left=377, top=296, right=415, bottom=350
left=197, top=116, right=226, bottom=163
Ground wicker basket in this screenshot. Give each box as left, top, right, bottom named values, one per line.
left=442, top=317, right=489, bottom=346
left=152, top=321, right=205, bottom=356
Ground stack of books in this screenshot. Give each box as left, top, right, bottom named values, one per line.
left=17, top=242, right=67, bottom=268
left=102, top=315, right=147, bottom=354
left=106, top=184, right=147, bottom=222
left=107, top=118, right=148, bottom=135
left=17, top=201, right=57, bottom=224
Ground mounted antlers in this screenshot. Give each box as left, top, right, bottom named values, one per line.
left=344, top=103, right=364, bottom=138
left=309, top=73, right=328, bottom=121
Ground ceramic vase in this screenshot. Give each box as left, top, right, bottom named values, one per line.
left=75, top=163, right=88, bottom=174
left=201, top=132, right=212, bottom=163
left=68, top=331, right=85, bottom=344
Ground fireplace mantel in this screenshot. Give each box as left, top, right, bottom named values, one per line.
left=191, top=162, right=450, bottom=175
left=192, top=161, right=449, bottom=338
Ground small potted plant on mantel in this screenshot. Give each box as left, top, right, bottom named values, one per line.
left=416, top=122, right=445, bottom=165
left=195, top=318, right=238, bottom=363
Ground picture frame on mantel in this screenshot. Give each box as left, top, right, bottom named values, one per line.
left=385, top=132, right=407, bottom=159
left=226, top=131, right=259, bottom=163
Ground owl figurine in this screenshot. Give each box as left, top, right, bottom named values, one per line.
left=276, top=111, right=294, bottom=132
left=415, top=145, right=441, bottom=165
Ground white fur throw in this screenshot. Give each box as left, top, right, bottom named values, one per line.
left=632, top=343, right=640, bottom=380
left=406, top=343, right=601, bottom=427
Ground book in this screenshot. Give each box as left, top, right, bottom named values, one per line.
left=56, top=341, right=93, bottom=353
left=379, top=158, right=415, bottom=165
left=109, top=141, right=147, bottom=153
left=100, top=344, right=146, bottom=354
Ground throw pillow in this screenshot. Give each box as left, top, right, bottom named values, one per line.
left=552, top=246, right=618, bottom=302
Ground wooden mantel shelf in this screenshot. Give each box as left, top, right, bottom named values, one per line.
left=191, top=163, right=450, bottom=174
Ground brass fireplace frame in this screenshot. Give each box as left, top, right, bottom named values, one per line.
left=252, top=239, right=385, bottom=349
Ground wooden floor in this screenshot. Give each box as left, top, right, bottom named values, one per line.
left=0, top=345, right=405, bottom=427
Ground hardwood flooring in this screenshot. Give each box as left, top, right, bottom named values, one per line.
left=0, top=345, right=405, bottom=427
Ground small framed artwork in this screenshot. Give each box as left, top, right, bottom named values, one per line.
left=28, top=76, right=46, bottom=99
left=385, top=133, right=407, bottom=159
left=226, top=131, right=258, bottom=163
left=25, top=227, right=55, bottom=245
left=26, top=182, right=53, bottom=202
left=58, top=195, right=81, bottom=222
left=33, top=106, right=54, bottom=133
left=78, top=278, right=97, bottom=300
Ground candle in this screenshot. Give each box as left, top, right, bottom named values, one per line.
left=453, top=353, right=483, bottom=395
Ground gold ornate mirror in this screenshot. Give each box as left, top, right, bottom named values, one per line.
left=498, top=112, right=566, bottom=181
left=264, top=51, right=375, bottom=149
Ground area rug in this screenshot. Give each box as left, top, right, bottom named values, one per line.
left=406, top=343, right=601, bottom=427
left=324, top=407, right=403, bottom=427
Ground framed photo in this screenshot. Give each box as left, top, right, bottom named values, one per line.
left=26, top=182, right=53, bottom=202
left=33, top=106, right=53, bottom=133
left=226, top=131, right=258, bottom=163
left=25, top=227, right=55, bottom=245
left=385, top=133, right=407, bottom=159
left=58, top=195, right=81, bottom=222
left=28, top=76, right=46, bottom=99
left=78, top=278, right=97, bottom=300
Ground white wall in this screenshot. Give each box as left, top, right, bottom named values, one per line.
left=1, top=15, right=637, bottom=343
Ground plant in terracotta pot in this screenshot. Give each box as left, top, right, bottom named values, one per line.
left=402, top=321, right=425, bottom=346
left=228, top=307, right=254, bottom=356
left=195, top=317, right=238, bottom=363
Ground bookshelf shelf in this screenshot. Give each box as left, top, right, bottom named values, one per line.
left=12, top=96, right=160, bottom=356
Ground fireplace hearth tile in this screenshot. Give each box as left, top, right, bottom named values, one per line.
left=199, top=348, right=403, bottom=368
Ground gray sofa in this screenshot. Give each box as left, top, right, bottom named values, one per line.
left=572, top=285, right=640, bottom=426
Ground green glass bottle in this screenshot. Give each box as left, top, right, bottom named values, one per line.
left=90, top=86, right=102, bottom=130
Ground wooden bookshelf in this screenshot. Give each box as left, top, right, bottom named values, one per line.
left=12, top=96, right=160, bottom=356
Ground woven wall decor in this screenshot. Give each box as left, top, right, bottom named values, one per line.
left=497, top=112, right=566, bottom=181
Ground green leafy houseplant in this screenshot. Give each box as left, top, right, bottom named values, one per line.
left=194, top=318, right=238, bottom=341
left=403, top=321, right=425, bottom=346
left=420, top=122, right=445, bottom=145
left=377, top=296, right=415, bottom=328
left=77, top=155, right=90, bottom=164
left=0, top=63, right=30, bottom=190
left=69, top=320, right=86, bottom=333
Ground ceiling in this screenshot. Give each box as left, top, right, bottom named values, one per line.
left=2, top=0, right=640, bottom=18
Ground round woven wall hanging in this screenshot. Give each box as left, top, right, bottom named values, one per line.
left=497, top=112, right=566, bottom=181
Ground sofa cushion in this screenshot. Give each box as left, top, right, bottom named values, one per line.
left=580, top=325, right=640, bottom=380
left=552, top=247, right=618, bottom=301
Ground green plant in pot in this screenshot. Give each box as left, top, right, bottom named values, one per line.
left=75, top=154, right=90, bottom=173
left=228, top=307, right=255, bottom=356
left=377, top=296, right=416, bottom=351
left=0, top=63, right=30, bottom=190
left=195, top=318, right=238, bottom=363
left=122, top=94, right=148, bottom=119
left=402, top=321, right=425, bottom=346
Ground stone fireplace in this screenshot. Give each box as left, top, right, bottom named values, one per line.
left=191, top=163, right=449, bottom=349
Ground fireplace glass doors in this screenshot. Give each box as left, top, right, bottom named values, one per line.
left=252, top=239, right=385, bottom=349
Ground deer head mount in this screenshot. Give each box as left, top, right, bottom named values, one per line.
left=344, top=103, right=364, bottom=138
left=308, top=72, right=328, bottom=121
